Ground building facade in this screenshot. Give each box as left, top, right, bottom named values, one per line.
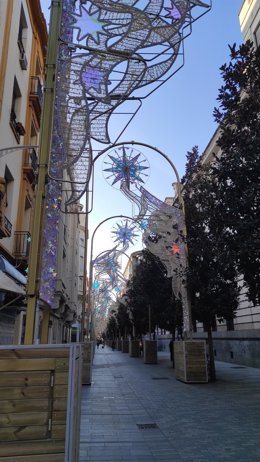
left=191, top=0, right=260, bottom=367
left=0, top=0, right=47, bottom=344
left=0, top=1, right=84, bottom=345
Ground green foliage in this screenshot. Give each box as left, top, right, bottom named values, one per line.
left=116, top=301, right=132, bottom=338
left=125, top=250, right=180, bottom=336
left=106, top=314, right=117, bottom=339
left=181, top=145, right=200, bottom=184
left=183, top=161, right=239, bottom=327
left=212, top=41, right=260, bottom=304
left=182, top=40, right=260, bottom=327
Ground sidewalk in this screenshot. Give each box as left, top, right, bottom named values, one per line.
left=80, top=345, right=260, bottom=462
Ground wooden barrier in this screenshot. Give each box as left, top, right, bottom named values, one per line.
left=81, top=341, right=93, bottom=385
left=174, top=340, right=208, bottom=383
left=0, top=343, right=83, bottom=461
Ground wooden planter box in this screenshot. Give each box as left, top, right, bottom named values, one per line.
left=144, top=340, right=157, bottom=364
left=82, top=341, right=93, bottom=385
left=121, top=339, right=129, bottom=353
left=174, top=340, right=208, bottom=383
left=129, top=339, right=140, bottom=357
left=0, top=343, right=83, bottom=461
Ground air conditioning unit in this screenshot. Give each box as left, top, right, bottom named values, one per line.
left=19, top=51, right=28, bottom=70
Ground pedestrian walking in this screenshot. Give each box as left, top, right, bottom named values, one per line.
left=169, top=339, right=173, bottom=361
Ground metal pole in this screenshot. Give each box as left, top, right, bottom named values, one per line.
left=81, top=192, right=89, bottom=341
left=24, top=0, right=63, bottom=344
left=148, top=304, right=151, bottom=340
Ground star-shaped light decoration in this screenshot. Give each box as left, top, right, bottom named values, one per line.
left=111, top=220, right=139, bottom=247
left=165, top=2, right=182, bottom=20
left=170, top=243, right=180, bottom=255
left=80, top=65, right=107, bottom=93
left=69, top=5, right=109, bottom=44
left=103, top=146, right=149, bottom=189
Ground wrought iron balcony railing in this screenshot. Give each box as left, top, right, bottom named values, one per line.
left=23, top=147, right=38, bottom=184
left=29, top=76, right=43, bottom=122
left=0, top=214, right=12, bottom=239
left=14, top=231, right=31, bottom=259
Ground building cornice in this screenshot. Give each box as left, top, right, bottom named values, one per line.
left=27, top=0, right=48, bottom=57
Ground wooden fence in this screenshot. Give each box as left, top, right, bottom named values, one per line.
left=0, top=343, right=82, bottom=461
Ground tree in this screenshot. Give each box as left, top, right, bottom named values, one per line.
left=181, top=145, right=200, bottom=185
left=212, top=41, right=260, bottom=305
left=106, top=314, right=118, bottom=340
left=183, top=157, right=239, bottom=381
left=116, top=301, right=132, bottom=339
left=125, top=250, right=181, bottom=340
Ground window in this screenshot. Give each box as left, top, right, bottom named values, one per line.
left=4, top=166, right=14, bottom=211
left=10, top=78, right=25, bottom=143
left=17, top=6, right=28, bottom=70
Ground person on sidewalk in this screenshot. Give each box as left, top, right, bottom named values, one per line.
left=169, top=339, right=173, bottom=361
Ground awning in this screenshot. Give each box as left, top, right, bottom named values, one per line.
left=0, top=270, right=25, bottom=295
left=0, top=256, right=27, bottom=285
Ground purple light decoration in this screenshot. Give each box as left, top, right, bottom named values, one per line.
left=165, top=3, right=182, bottom=20
left=104, top=146, right=149, bottom=189
left=68, top=5, right=108, bottom=43
left=81, top=66, right=106, bottom=92
left=39, top=0, right=74, bottom=306
left=111, top=220, right=139, bottom=247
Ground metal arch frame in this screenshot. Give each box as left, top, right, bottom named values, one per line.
left=87, top=214, right=141, bottom=338
left=82, top=141, right=184, bottom=340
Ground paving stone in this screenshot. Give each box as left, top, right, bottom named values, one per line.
left=80, top=346, right=260, bottom=462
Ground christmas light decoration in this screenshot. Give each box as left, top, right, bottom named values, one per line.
left=103, top=146, right=149, bottom=189
left=39, top=0, right=210, bottom=306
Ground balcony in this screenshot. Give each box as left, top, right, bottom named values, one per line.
left=13, top=231, right=31, bottom=260
left=0, top=215, right=12, bottom=239
left=29, top=76, right=43, bottom=123
left=23, top=147, right=38, bottom=184
left=10, top=110, right=25, bottom=144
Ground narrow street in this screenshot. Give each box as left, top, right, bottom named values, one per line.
left=80, top=346, right=260, bottom=462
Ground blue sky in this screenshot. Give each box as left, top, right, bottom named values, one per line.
left=40, top=1, right=243, bottom=261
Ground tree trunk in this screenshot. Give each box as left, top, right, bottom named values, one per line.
left=206, top=323, right=216, bottom=381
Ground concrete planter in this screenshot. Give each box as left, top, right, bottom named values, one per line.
left=144, top=340, right=157, bottom=364
left=121, top=339, right=129, bottom=353
left=174, top=340, right=208, bottom=383
left=129, top=339, right=140, bottom=357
